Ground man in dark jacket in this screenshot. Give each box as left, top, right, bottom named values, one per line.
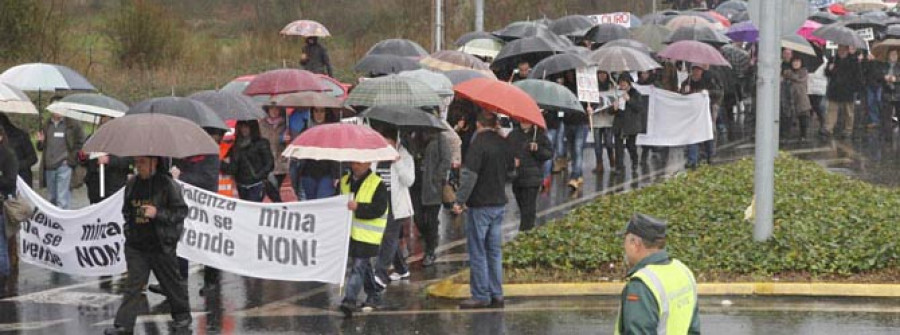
left=0, top=115, right=37, bottom=187
left=862, top=52, right=887, bottom=128
left=825, top=45, right=863, bottom=138
left=453, top=112, right=516, bottom=309
left=106, top=156, right=190, bottom=335
left=507, top=121, right=552, bottom=231
left=301, top=37, right=333, bottom=76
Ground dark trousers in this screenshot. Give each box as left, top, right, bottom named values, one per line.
left=614, top=134, right=638, bottom=168
left=416, top=205, right=441, bottom=255
left=115, top=246, right=191, bottom=330
left=375, top=212, right=409, bottom=282
left=882, top=100, right=900, bottom=135
left=809, top=95, right=826, bottom=133
left=781, top=114, right=811, bottom=138
left=238, top=182, right=265, bottom=202
left=263, top=174, right=286, bottom=203
left=512, top=185, right=539, bottom=232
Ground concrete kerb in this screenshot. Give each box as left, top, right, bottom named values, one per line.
left=426, top=280, right=900, bottom=299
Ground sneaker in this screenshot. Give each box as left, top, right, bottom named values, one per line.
left=458, top=298, right=491, bottom=309
left=490, top=297, right=505, bottom=309
left=339, top=301, right=356, bottom=318
left=389, top=272, right=410, bottom=281
left=373, top=274, right=387, bottom=289
left=423, top=253, right=437, bottom=267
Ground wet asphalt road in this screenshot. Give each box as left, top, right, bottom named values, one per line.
left=2, top=115, right=900, bottom=334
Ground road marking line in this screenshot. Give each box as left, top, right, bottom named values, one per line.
left=0, top=319, right=72, bottom=331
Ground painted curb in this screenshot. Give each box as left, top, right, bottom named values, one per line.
left=427, top=280, right=900, bottom=299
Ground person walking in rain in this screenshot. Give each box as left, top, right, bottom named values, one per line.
left=301, top=36, right=333, bottom=77
left=221, top=120, right=274, bottom=202
left=372, top=126, right=415, bottom=284
left=36, top=103, right=85, bottom=209
left=507, top=120, right=552, bottom=231
left=616, top=213, right=700, bottom=335
left=105, top=156, right=191, bottom=334
left=339, top=160, right=389, bottom=317
left=258, top=105, right=289, bottom=203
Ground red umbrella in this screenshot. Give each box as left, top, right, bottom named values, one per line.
left=829, top=3, right=848, bottom=15
left=658, top=40, right=731, bottom=67
left=282, top=123, right=398, bottom=162
left=244, top=69, right=327, bottom=96
left=453, top=78, right=546, bottom=129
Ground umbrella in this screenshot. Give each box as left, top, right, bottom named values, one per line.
left=641, top=13, right=670, bottom=25
left=272, top=91, right=347, bottom=109
left=280, top=20, right=331, bottom=37
left=550, top=15, right=595, bottom=35
left=730, top=10, right=750, bottom=24
left=187, top=90, right=265, bottom=121
left=419, top=50, right=493, bottom=75
left=492, top=21, right=550, bottom=41
left=344, top=75, right=442, bottom=109
left=666, top=25, right=732, bottom=45
left=845, top=0, right=888, bottom=12
left=366, top=39, right=429, bottom=58
left=584, top=23, right=631, bottom=44
left=398, top=69, right=455, bottom=97
left=455, top=31, right=500, bottom=46
left=599, top=39, right=653, bottom=55
left=492, top=37, right=562, bottom=69
left=798, top=20, right=828, bottom=45
left=809, top=11, right=840, bottom=24
left=354, top=54, right=421, bottom=75
left=830, top=3, right=849, bottom=16
left=458, top=38, right=505, bottom=59
left=631, top=25, right=672, bottom=52
left=842, top=16, right=887, bottom=30
left=528, top=53, right=591, bottom=79
left=872, top=39, right=900, bottom=61
left=453, top=78, right=546, bottom=128
left=83, top=113, right=219, bottom=158
left=861, top=10, right=890, bottom=21
left=665, top=16, right=717, bottom=31
left=359, top=105, right=448, bottom=130
left=588, top=46, right=662, bottom=72
left=716, top=0, right=749, bottom=13
left=283, top=123, right=398, bottom=162
left=887, top=25, right=900, bottom=38
left=658, top=41, right=731, bottom=67
left=725, top=21, right=759, bottom=43
left=0, top=82, right=38, bottom=115
left=513, top=79, right=584, bottom=114
left=702, top=11, right=733, bottom=28
left=127, top=97, right=228, bottom=130
left=244, top=69, right=327, bottom=96
left=0, top=63, right=96, bottom=92
left=720, top=44, right=751, bottom=72
left=46, top=93, right=128, bottom=122
left=812, top=23, right=869, bottom=49
left=443, top=69, right=494, bottom=85
left=781, top=34, right=817, bottom=56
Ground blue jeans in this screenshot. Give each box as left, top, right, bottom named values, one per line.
left=867, top=86, right=882, bottom=124
left=564, top=124, right=588, bottom=180
left=237, top=182, right=265, bottom=202
left=543, top=125, right=566, bottom=177
left=687, top=140, right=715, bottom=166
left=343, top=257, right=383, bottom=305
left=45, top=164, right=72, bottom=209
left=0, top=211, right=9, bottom=276
left=466, top=206, right=505, bottom=302
left=301, top=177, right=336, bottom=200
left=289, top=160, right=305, bottom=200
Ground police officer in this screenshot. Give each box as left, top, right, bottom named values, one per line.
left=616, top=213, right=701, bottom=335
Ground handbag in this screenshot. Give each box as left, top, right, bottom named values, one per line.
left=441, top=170, right=457, bottom=204
left=3, top=195, right=33, bottom=236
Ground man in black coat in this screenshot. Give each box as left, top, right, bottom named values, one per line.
left=106, top=156, right=191, bottom=334
left=824, top=45, right=863, bottom=138
left=0, top=115, right=37, bottom=187
left=507, top=121, right=552, bottom=231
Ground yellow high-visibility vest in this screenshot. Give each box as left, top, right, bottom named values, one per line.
left=340, top=173, right=388, bottom=245
left=615, top=259, right=698, bottom=335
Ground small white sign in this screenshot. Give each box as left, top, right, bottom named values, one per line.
left=856, top=28, right=875, bottom=42
left=576, top=66, right=600, bottom=103
left=588, top=12, right=632, bottom=28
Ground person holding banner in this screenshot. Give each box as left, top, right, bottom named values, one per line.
left=106, top=156, right=191, bottom=335
left=339, top=160, right=389, bottom=317
left=590, top=70, right=616, bottom=172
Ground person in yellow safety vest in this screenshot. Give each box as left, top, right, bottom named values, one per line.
left=338, top=161, right=389, bottom=318
left=615, top=213, right=701, bottom=335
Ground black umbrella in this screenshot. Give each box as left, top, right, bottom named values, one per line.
left=454, top=31, right=500, bottom=46
left=366, top=39, right=429, bottom=58
left=600, top=39, right=653, bottom=55
left=666, top=25, right=732, bottom=46
left=360, top=105, right=447, bottom=130
left=861, top=10, right=889, bottom=21
left=730, top=10, right=750, bottom=24
left=83, top=113, right=219, bottom=158
left=355, top=54, right=421, bottom=75
left=813, top=23, right=869, bottom=49
left=443, top=69, right=492, bottom=85
left=187, top=90, right=265, bottom=121
left=127, top=96, right=228, bottom=130
left=809, top=11, right=839, bottom=25
left=529, top=53, right=590, bottom=79
left=492, top=36, right=562, bottom=71
left=549, top=15, right=595, bottom=35
left=888, top=25, right=900, bottom=39
left=584, top=23, right=631, bottom=44
left=492, top=21, right=549, bottom=41
left=842, top=17, right=886, bottom=31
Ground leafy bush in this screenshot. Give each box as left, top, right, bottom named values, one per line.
left=503, top=154, right=900, bottom=282
left=0, top=0, right=68, bottom=61
left=106, top=1, right=184, bottom=69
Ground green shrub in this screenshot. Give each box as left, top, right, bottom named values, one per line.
left=106, top=1, right=184, bottom=69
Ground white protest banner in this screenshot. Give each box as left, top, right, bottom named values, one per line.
left=576, top=66, right=600, bottom=103
left=633, top=84, right=714, bottom=146
left=176, top=183, right=352, bottom=284
left=14, top=178, right=127, bottom=276
left=588, top=12, right=632, bottom=28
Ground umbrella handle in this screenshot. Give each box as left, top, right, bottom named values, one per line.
left=100, top=163, right=105, bottom=198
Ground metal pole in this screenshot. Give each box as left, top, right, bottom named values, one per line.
left=435, top=0, right=443, bottom=52
left=753, top=0, right=782, bottom=242
left=475, top=0, right=484, bottom=32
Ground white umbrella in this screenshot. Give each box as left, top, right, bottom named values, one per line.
left=0, top=82, right=38, bottom=115
left=46, top=93, right=128, bottom=123
left=0, top=63, right=96, bottom=91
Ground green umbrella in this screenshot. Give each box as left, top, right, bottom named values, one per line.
left=344, top=75, right=442, bottom=110
left=513, top=79, right=584, bottom=114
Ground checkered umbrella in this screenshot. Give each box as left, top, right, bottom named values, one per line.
left=344, top=75, right=442, bottom=110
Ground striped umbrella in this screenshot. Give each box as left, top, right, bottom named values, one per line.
left=0, top=82, right=38, bottom=114
left=420, top=50, right=493, bottom=76
left=283, top=123, right=398, bottom=162
left=46, top=93, right=128, bottom=122
left=344, top=75, right=442, bottom=109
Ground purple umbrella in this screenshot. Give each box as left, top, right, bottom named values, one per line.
left=726, top=21, right=759, bottom=43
